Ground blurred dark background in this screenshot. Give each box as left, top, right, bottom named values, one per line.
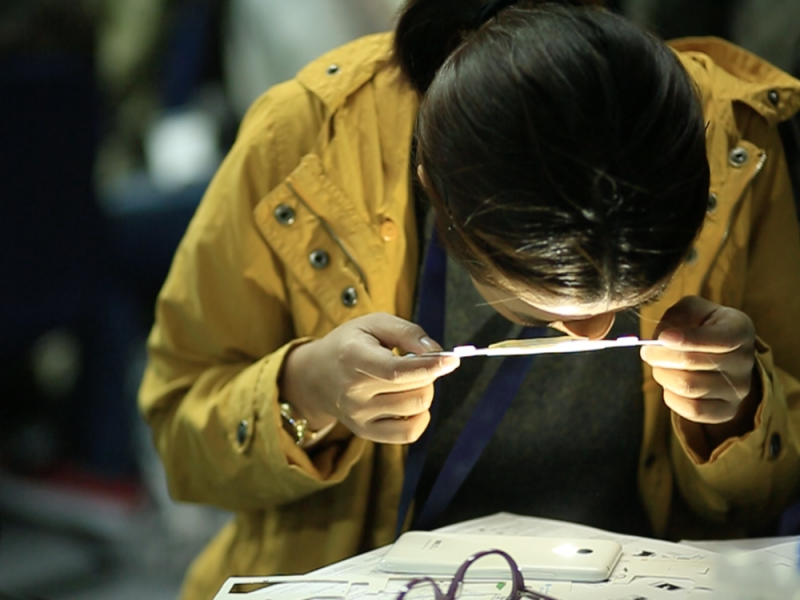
left=0, top=0, right=798, bottom=598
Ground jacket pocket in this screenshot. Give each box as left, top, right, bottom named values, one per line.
left=253, top=155, right=376, bottom=334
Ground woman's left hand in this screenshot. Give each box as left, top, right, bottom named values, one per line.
left=640, top=296, right=760, bottom=437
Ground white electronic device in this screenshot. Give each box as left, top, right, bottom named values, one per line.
left=379, top=532, right=623, bottom=583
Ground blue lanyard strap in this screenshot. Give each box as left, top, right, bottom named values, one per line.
left=394, top=228, right=446, bottom=537
left=395, top=228, right=541, bottom=536
left=412, top=328, right=539, bottom=531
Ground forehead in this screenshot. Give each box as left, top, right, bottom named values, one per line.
left=472, top=274, right=636, bottom=320
left=513, top=286, right=631, bottom=317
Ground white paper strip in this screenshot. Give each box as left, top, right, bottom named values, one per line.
left=429, top=335, right=664, bottom=358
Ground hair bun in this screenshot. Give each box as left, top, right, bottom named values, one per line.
left=394, top=0, right=482, bottom=93
left=394, top=0, right=607, bottom=93
left=475, top=0, right=522, bottom=26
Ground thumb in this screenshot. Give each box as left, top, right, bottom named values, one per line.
left=654, top=296, right=719, bottom=343
left=357, top=312, right=444, bottom=355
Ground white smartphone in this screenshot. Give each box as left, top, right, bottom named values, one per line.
left=378, top=531, right=622, bottom=582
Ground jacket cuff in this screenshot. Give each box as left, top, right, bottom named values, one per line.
left=230, top=338, right=368, bottom=494
left=670, top=336, right=791, bottom=519
left=673, top=336, right=777, bottom=466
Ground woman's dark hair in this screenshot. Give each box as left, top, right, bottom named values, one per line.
left=394, top=0, right=710, bottom=305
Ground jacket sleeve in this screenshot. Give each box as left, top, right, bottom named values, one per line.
left=670, top=118, right=800, bottom=530
left=138, top=80, right=368, bottom=512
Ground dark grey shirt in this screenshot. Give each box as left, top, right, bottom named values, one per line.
left=413, top=253, right=652, bottom=537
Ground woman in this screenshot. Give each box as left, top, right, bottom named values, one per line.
left=139, top=0, right=800, bottom=597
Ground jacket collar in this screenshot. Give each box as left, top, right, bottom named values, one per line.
left=296, top=32, right=800, bottom=128
left=296, top=33, right=397, bottom=113
left=671, top=36, right=800, bottom=126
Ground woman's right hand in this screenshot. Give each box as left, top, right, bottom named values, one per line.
left=280, top=312, right=460, bottom=444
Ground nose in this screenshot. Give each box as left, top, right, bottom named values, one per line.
left=556, top=313, right=616, bottom=340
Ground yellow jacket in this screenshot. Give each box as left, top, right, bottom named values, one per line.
left=139, top=33, right=800, bottom=599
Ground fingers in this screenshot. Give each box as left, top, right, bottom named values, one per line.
left=641, top=346, right=752, bottom=373
left=346, top=347, right=458, bottom=392
left=341, top=385, right=435, bottom=423
left=650, top=367, right=751, bottom=402
left=340, top=384, right=437, bottom=443
left=360, top=411, right=432, bottom=444
left=358, top=312, right=443, bottom=355
left=337, top=381, right=434, bottom=444
left=655, top=295, right=718, bottom=334
left=662, top=391, right=738, bottom=424
left=311, top=313, right=461, bottom=443
left=644, top=297, right=758, bottom=425
left=653, top=297, right=754, bottom=353
left=344, top=313, right=459, bottom=388
left=364, top=354, right=460, bottom=386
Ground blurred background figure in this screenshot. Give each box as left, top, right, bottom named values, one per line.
left=0, top=1, right=399, bottom=598
left=0, top=0, right=796, bottom=598
left=620, top=0, right=800, bottom=74
left=224, top=0, right=404, bottom=118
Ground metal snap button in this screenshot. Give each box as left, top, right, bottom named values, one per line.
left=728, top=147, right=749, bottom=167
left=707, top=193, right=717, bottom=213
left=308, top=249, right=330, bottom=270
left=685, top=246, right=698, bottom=264
left=341, top=286, right=358, bottom=307
left=767, top=89, right=779, bottom=106
left=326, top=64, right=340, bottom=75
left=274, top=204, right=296, bottom=225
left=380, top=218, right=398, bottom=242
left=237, top=420, right=249, bottom=445
left=769, top=432, right=782, bottom=459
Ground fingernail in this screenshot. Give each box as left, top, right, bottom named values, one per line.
left=419, top=336, right=442, bottom=352
left=659, top=329, right=684, bottom=344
